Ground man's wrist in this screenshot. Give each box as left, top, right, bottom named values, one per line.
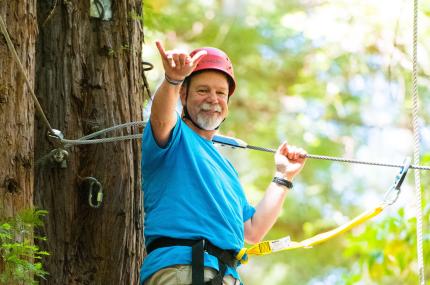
left=275, top=171, right=294, bottom=181
left=164, top=74, right=184, bottom=85
left=272, top=176, right=293, bottom=189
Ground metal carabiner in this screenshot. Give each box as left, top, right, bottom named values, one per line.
left=383, top=157, right=411, bottom=206
left=81, top=177, right=104, bottom=208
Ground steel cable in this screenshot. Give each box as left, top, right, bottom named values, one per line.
left=412, top=0, right=425, bottom=283
left=0, top=15, right=55, bottom=135
left=245, top=144, right=430, bottom=171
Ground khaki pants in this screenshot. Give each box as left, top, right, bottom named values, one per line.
left=144, top=265, right=240, bottom=285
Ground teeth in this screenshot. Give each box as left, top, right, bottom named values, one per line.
left=200, top=103, right=221, bottom=112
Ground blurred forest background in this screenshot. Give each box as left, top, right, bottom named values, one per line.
left=141, top=0, right=429, bottom=284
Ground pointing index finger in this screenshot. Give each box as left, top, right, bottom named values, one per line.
left=155, top=40, right=167, bottom=59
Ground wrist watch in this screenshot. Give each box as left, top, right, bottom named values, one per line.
left=272, top=176, right=293, bottom=189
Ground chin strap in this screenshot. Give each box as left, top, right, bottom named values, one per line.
left=182, top=104, right=205, bottom=130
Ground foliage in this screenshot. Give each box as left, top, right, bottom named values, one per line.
left=0, top=209, right=49, bottom=285
left=342, top=207, right=429, bottom=285
left=341, top=155, right=430, bottom=285
left=143, top=0, right=430, bottom=284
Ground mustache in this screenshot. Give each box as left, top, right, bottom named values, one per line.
left=200, top=103, right=221, bottom=112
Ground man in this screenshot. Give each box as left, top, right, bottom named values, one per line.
left=140, top=41, right=306, bottom=285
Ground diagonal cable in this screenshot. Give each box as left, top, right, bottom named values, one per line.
left=0, top=14, right=55, bottom=135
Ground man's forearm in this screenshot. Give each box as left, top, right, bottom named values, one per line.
left=244, top=142, right=306, bottom=244
left=151, top=79, right=181, bottom=123
left=246, top=182, right=289, bottom=244
left=149, top=79, right=182, bottom=146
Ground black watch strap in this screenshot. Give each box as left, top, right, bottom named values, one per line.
left=272, top=177, right=293, bottom=189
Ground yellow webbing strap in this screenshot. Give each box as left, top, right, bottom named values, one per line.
left=237, top=205, right=384, bottom=263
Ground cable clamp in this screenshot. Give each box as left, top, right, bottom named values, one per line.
left=47, top=129, right=65, bottom=148
left=49, top=148, right=69, bottom=168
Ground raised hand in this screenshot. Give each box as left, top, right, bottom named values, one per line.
left=156, top=40, right=207, bottom=82
left=275, top=142, right=307, bottom=181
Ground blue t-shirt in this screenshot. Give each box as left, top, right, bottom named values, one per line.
left=140, top=114, right=255, bottom=284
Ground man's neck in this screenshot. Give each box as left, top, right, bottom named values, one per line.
left=182, top=118, right=217, bottom=141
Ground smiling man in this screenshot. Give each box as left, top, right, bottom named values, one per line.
left=140, top=41, right=307, bottom=285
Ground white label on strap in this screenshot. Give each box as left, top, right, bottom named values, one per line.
left=270, top=236, right=291, bottom=252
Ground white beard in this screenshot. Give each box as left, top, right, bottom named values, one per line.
left=195, top=103, right=223, bottom=130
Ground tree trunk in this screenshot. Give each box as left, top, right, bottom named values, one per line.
left=34, top=1, right=144, bottom=284
left=0, top=0, right=37, bottom=278
left=0, top=2, right=36, bottom=222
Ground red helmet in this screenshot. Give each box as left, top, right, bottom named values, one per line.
left=189, top=47, right=236, bottom=96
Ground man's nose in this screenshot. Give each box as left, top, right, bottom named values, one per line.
left=206, top=90, right=219, bottom=103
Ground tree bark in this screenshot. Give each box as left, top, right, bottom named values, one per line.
left=0, top=0, right=37, bottom=278
left=34, top=1, right=144, bottom=284
left=0, top=2, right=36, bottom=221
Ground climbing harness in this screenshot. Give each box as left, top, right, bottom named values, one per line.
left=234, top=158, right=411, bottom=264
left=146, top=237, right=238, bottom=285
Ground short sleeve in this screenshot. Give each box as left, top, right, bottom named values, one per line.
left=141, top=113, right=181, bottom=173
left=242, top=202, right=255, bottom=222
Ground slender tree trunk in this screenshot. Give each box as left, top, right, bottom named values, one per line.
left=0, top=2, right=36, bottom=225
left=34, top=1, right=144, bottom=284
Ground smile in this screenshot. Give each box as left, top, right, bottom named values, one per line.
left=201, top=109, right=221, bottom=114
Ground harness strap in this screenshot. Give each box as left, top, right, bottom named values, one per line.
left=209, top=260, right=227, bottom=285
left=192, top=240, right=204, bottom=285
left=146, top=237, right=237, bottom=285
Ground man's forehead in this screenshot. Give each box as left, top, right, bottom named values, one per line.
left=192, top=83, right=228, bottom=90
left=190, top=72, right=229, bottom=89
